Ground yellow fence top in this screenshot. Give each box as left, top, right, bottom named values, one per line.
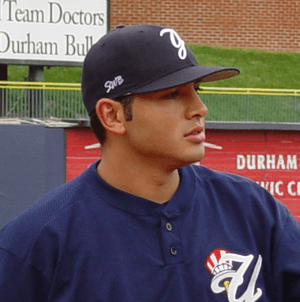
left=0, top=81, right=81, bottom=90
left=0, top=81, right=299, bottom=96
left=199, top=86, right=300, bottom=96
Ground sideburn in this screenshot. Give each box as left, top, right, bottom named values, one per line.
left=120, top=95, right=134, bottom=121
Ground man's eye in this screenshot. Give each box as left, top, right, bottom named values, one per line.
left=169, top=91, right=180, bottom=98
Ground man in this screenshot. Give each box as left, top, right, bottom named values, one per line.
left=0, top=25, right=300, bottom=301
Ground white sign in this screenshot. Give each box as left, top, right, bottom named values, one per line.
left=0, top=0, right=108, bottom=66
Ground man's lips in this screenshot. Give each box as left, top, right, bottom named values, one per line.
left=184, top=126, right=206, bottom=143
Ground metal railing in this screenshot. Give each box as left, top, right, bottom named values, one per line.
left=0, top=81, right=85, bottom=120
left=0, top=81, right=300, bottom=123
left=199, top=87, right=300, bottom=123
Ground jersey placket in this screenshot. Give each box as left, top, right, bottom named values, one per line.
left=160, top=210, right=183, bottom=265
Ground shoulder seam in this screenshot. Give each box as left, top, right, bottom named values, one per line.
left=0, top=246, right=51, bottom=283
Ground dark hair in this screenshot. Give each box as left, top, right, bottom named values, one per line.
left=90, top=94, right=134, bottom=146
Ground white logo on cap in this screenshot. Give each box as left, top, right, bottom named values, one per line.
left=104, top=75, right=124, bottom=93
left=159, top=28, right=187, bottom=60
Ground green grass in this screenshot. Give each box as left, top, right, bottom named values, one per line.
left=7, top=65, right=82, bottom=83
left=43, top=67, right=82, bottom=83
left=6, top=45, right=300, bottom=89
left=189, top=45, right=300, bottom=89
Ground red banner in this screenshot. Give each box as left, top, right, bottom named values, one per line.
left=201, top=130, right=300, bottom=220
left=66, top=128, right=300, bottom=220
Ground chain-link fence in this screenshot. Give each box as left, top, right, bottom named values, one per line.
left=200, top=89, right=300, bottom=123
left=1, top=82, right=300, bottom=123
left=0, top=82, right=85, bottom=120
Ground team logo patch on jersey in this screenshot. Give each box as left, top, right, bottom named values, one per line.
left=206, top=249, right=263, bottom=302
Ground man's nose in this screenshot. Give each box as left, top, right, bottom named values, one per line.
left=185, top=91, right=208, bottom=120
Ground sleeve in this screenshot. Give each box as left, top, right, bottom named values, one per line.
left=272, top=207, right=300, bottom=301
left=0, top=248, right=51, bottom=302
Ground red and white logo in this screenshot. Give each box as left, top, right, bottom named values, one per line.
left=206, top=249, right=263, bottom=302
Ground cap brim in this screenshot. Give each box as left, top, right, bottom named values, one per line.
left=131, top=66, right=240, bottom=94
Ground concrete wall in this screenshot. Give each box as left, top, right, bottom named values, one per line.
left=0, top=125, right=65, bottom=229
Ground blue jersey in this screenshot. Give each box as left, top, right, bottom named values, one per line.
left=0, top=161, right=300, bottom=301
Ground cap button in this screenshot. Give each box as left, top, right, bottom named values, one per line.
left=116, top=25, right=125, bottom=29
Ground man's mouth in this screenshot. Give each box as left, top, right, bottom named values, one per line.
left=184, top=127, right=206, bottom=143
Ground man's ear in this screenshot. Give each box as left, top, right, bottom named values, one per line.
left=95, top=98, right=126, bottom=136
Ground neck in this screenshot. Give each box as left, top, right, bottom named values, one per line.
left=97, top=148, right=180, bottom=204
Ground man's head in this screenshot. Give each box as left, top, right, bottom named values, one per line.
left=81, top=24, right=239, bottom=146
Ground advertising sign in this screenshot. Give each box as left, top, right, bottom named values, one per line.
left=0, top=0, right=109, bottom=66
left=201, top=129, right=300, bottom=220
left=65, top=128, right=300, bottom=221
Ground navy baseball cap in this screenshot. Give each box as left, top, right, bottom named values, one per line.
left=82, top=24, right=240, bottom=115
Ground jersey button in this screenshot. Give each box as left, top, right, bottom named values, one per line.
left=166, top=222, right=172, bottom=231
left=170, top=246, right=177, bottom=256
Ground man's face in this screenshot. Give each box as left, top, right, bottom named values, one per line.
left=123, top=81, right=208, bottom=170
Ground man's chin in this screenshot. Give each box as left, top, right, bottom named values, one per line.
left=175, top=154, right=205, bottom=169
left=188, top=150, right=205, bottom=164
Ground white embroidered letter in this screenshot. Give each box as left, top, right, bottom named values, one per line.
left=159, top=28, right=187, bottom=60
left=104, top=75, right=124, bottom=93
